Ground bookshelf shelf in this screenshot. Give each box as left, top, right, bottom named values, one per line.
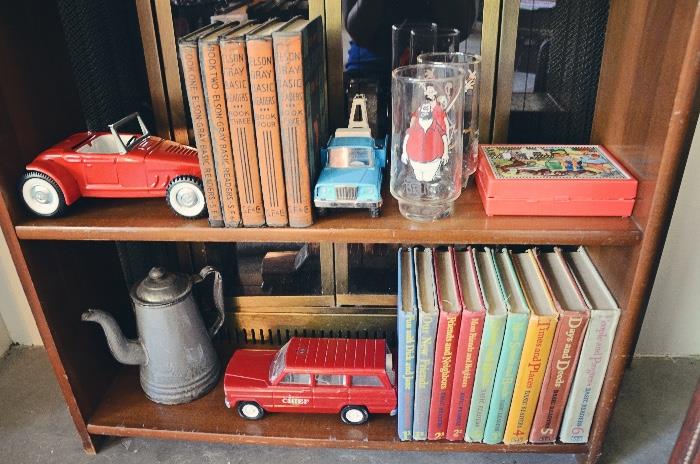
left=87, top=360, right=588, bottom=455
left=0, top=2, right=697, bottom=464
left=15, top=185, right=642, bottom=245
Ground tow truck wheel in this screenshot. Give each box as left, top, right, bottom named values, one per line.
left=340, top=405, right=369, bottom=425
left=237, top=401, right=264, bottom=420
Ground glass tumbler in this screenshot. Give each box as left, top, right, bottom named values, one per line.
left=418, top=52, right=481, bottom=188
left=409, top=28, right=460, bottom=65
left=391, top=22, right=436, bottom=69
left=391, top=64, right=465, bottom=222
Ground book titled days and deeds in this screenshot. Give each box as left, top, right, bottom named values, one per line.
left=178, top=22, right=226, bottom=227
left=445, top=248, right=486, bottom=441
left=529, top=248, right=590, bottom=443
left=476, top=145, right=638, bottom=217
left=483, top=249, right=530, bottom=444
left=503, top=249, right=559, bottom=444
left=412, top=248, right=439, bottom=441
left=397, top=247, right=418, bottom=441
left=273, top=16, right=328, bottom=227
left=246, top=19, right=289, bottom=226
left=427, top=248, right=463, bottom=440
left=465, top=248, right=507, bottom=443
left=200, top=23, right=245, bottom=227
left=220, top=21, right=267, bottom=227
left=559, top=247, right=620, bottom=443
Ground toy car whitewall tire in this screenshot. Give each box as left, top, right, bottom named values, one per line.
left=237, top=401, right=264, bottom=420
left=166, top=176, right=206, bottom=219
left=19, top=171, right=67, bottom=217
left=340, top=405, right=369, bottom=425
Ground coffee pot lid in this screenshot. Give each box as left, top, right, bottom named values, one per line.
left=133, top=267, right=192, bottom=305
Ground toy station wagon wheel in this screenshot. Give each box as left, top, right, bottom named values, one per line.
left=237, top=401, right=264, bottom=420
left=166, top=176, right=206, bottom=219
left=19, top=171, right=67, bottom=217
left=340, top=405, right=369, bottom=425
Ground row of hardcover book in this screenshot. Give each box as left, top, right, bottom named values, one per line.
left=397, top=246, right=620, bottom=444
left=178, top=16, right=327, bottom=228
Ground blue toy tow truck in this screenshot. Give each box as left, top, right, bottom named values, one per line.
left=314, top=95, right=387, bottom=218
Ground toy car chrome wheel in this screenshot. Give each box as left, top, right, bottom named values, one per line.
left=19, top=171, right=67, bottom=217
left=166, top=176, right=206, bottom=219
left=340, top=405, right=369, bottom=425
left=237, top=401, right=264, bottom=420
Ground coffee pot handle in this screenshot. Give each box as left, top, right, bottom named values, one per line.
left=195, top=266, right=225, bottom=338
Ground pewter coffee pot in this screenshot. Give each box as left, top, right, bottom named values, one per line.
left=82, top=266, right=224, bottom=405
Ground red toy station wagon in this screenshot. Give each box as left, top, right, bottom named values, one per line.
left=224, top=337, right=397, bottom=425
left=19, top=112, right=207, bottom=219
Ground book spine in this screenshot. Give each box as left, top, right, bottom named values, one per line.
left=465, top=314, right=506, bottom=442
left=504, top=314, right=558, bottom=444
left=529, top=312, right=590, bottom=443
left=412, top=309, right=438, bottom=441
left=178, top=43, right=224, bottom=227
left=246, top=37, right=288, bottom=226
left=483, top=313, right=529, bottom=444
left=220, top=38, right=266, bottom=227
left=445, top=311, right=485, bottom=441
left=273, top=20, right=326, bottom=227
left=559, top=310, right=620, bottom=443
left=199, top=40, right=242, bottom=227
left=427, top=311, right=461, bottom=440
left=397, top=250, right=418, bottom=441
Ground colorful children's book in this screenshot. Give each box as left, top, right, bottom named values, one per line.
left=529, top=249, right=590, bottom=443
left=446, top=247, right=486, bottom=441
left=503, top=249, right=559, bottom=444
left=465, top=248, right=507, bottom=443
left=476, top=144, right=638, bottom=217
left=397, top=247, right=418, bottom=441
left=483, top=249, right=530, bottom=444
left=412, top=248, right=439, bottom=441
left=559, top=247, right=620, bottom=443
left=428, top=248, right=463, bottom=440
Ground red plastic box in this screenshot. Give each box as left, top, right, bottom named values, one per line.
left=475, top=145, right=638, bottom=216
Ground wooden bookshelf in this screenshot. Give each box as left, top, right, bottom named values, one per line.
left=0, top=2, right=698, bottom=464
left=14, top=184, right=642, bottom=245
left=87, top=359, right=587, bottom=454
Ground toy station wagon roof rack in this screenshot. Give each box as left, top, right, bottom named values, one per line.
left=285, top=337, right=388, bottom=372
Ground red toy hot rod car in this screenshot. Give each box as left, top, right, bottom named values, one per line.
left=19, top=113, right=207, bottom=218
left=224, top=337, right=397, bottom=425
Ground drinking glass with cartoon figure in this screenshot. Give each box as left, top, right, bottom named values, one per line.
left=390, top=63, right=465, bottom=221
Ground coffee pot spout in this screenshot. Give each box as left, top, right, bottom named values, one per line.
left=82, top=309, right=146, bottom=366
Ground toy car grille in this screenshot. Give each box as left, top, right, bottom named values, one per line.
left=335, top=186, right=358, bottom=200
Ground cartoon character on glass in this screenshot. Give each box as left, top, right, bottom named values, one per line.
left=400, top=83, right=455, bottom=182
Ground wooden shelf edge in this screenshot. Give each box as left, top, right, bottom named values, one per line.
left=85, top=423, right=588, bottom=454
left=15, top=223, right=642, bottom=245
left=13, top=187, right=642, bottom=245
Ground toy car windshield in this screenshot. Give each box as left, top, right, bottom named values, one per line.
left=269, top=340, right=289, bottom=382
left=108, top=112, right=151, bottom=154
left=328, top=146, right=374, bottom=168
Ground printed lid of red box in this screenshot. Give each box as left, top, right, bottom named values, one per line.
left=478, top=145, right=638, bottom=201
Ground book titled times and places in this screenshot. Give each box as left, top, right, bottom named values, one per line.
left=395, top=246, right=620, bottom=444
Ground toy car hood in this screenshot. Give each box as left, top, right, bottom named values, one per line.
left=224, top=349, right=275, bottom=388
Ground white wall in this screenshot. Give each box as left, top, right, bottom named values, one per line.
left=635, top=120, right=700, bottom=356
left=0, top=234, right=41, bottom=346
left=0, top=312, right=10, bottom=356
